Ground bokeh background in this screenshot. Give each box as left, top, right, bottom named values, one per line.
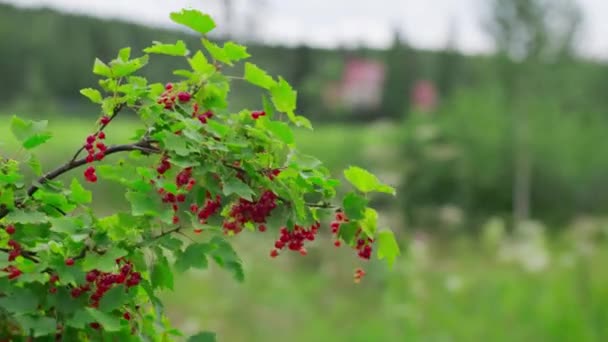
left=2, top=0, right=608, bottom=340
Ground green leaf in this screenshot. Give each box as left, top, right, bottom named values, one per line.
left=189, top=50, right=215, bottom=74
left=110, top=55, right=149, bottom=77
left=338, top=222, right=359, bottom=244
left=80, top=88, right=103, bottom=104
left=126, top=191, right=162, bottom=216
left=49, top=216, right=82, bottom=235
left=151, top=254, right=173, bottom=290
left=0, top=288, right=38, bottom=314
left=188, top=332, right=217, bottom=342
left=205, top=120, right=230, bottom=138
left=175, top=243, right=209, bottom=272
left=85, top=308, right=122, bottom=331
left=202, top=39, right=249, bottom=66
left=26, top=154, right=43, bottom=176
left=144, top=40, right=189, bottom=56
left=342, top=192, right=368, bottom=221
left=5, top=210, right=47, bottom=224
left=266, top=121, right=294, bottom=145
left=0, top=187, right=14, bottom=210
left=343, top=166, right=396, bottom=195
left=163, top=133, right=190, bottom=157
left=10, top=116, right=52, bottom=150
left=361, top=208, right=378, bottom=237
left=377, top=230, right=400, bottom=267
left=270, top=77, right=297, bottom=113
left=70, top=178, right=92, bottom=204
left=208, top=237, right=244, bottom=282
left=223, top=178, right=254, bottom=201
left=82, top=248, right=127, bottom=273
left=14, top=316, right=56, bottom=337
left=118, top=47, right=131, bottom=61
left=244, top=63, right=276, bottom=89
left=98, top=286, right=128, bottom=312
left=170, top=9, right=216, bottom=35
left=93, top=58, right=112, bottom=77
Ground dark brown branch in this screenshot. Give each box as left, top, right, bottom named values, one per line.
left=0, top=140, right=159, bottom=220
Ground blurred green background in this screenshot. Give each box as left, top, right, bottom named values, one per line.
left=2, top=0, right=608, bottom=340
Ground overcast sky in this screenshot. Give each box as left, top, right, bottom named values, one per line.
left=2, top=0, right=607, bottom=59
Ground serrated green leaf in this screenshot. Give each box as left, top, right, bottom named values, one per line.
left=170, top=9, right=216, bottom=35
left=175, top=243, right=209, bottom=272
left=188, top=332, right=217, bottom=342
left=189, top=50, right=215, bottom=74
left=208, top=237, right=244, bottom=282
left=85, top=308, right=122, bottom=331
left=118, top=47, right=131, bottom=61
left=26, top=154, right=43, bottom=176
left=205, top=120, right=230, bottom=138
left=202, top=39, right=249, bottom=66
left=223, top=178, right=254, bottom=201
left=266, top=121, right=294, bottom=145
left=70, top=178, right=92, bottom=204
left=10, top=116, right=52, bottom=149
left=82, top=248, right=127, bottom=273
left=361, top=208, right=378, bottom=237
left=5, top=210, right=47, bottom=224
left=98, top=286, right=128, bottom=312
left=125, top=191, right=162, bottom=217
left=110, top=55, right=149, bottom=77
left=144, top=40, right=189, bottom=56
left=0, top=288, right=38, bottom=314
left=244, top=63, right=276, bottom=89
left=93, top=58, right=112, bottom=77
left=49, top=216, right=82, bottom=235
left=270, top=77, right=297, bottom=113
left=342, top=192, right=368, bottom=221
left=14, top=315, right=56, bottom=337
left=151, top=254, right=173, bottom=290
left=377, top=230, right=400, bottom=267
left=163, top=133, right=190, bottom=156
left=338, top=222, right=359, bottom=244
left=80, top=88, right=103, bottom=104
left=344, top=166, right=396, bottom=195
left=0, top=187, right=14, bottom=210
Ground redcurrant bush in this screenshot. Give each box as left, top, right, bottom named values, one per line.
left=0, top=8, right=399, bottom=341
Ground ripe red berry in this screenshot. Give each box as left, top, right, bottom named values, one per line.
left=98, top=132, right=106, bottom=139
left=177, top=91, right=192, bottom=103
left=270, top=249, right=279, bottom=258
left=8, top=249, right=20, bottom=262
left=86, top=271, right=98, bottom=282
left=86, top=155, right=95, bottom=163
left=165, top=83, right=173, bottom=90
left=258, top=225, right=267, bottom=232
left=100, top=116, right=111, bottom=125
left=299, top=248, right=308, bottom=256
left=172, top=216, right=179, bottom=224
left=49, top=287, right=57, bottom=294
left=5, top=225, right=15, bottom=235
left=49, top=274, right=59, bottom=283
left=123, top=312, right=131, bottom=321
left=89, top=322, right=101, bottom=330
left=86, top=135, right=96, bottom=144
left=194, top=228, right=203, bottom=234
left=334, top=240, right=341, bottom=247
left=65, top=258, right=75, bottom=266
left=8, top=268, right=22, bottom=280
left=70, top=288, right=81, bottom=298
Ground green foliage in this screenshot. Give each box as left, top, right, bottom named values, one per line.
left=0, top=8, right=397, bottom=340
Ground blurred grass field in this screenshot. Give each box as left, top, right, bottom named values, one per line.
left=3, top=116, right=608, bottom=341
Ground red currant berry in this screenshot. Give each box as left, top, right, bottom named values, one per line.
left=270, top=249, right=279, bottom=258
left=65, top=258, right=75, bottom=266
left=177, top=91, right=192, bottom=102
left=5, top=225, right=15, bottom=235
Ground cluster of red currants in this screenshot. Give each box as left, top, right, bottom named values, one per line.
left=270, top=222, right=321, bottom=257
left=192, top=103, right=214, bottom=124
left=223, top=190, right=277, bottom=234
left=67, top=258, right=141, bottom=309
left=82, top=117, right=110, bottom=183
left=157, top=83, right=191, bottom=110
left=329, top=212, right=373, bottom=259
left=191, top=192, right=222, bottom=225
